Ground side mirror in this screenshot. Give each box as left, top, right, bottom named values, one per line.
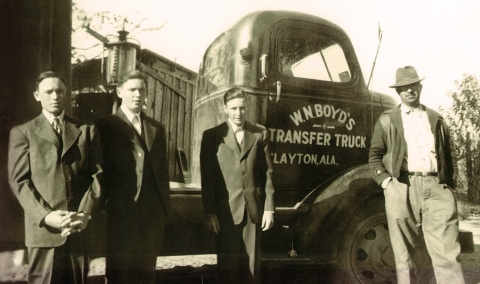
left=176, top=148, right=191, bottom=184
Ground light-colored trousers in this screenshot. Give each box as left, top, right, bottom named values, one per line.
left=384, top=175, right=465, bottom=284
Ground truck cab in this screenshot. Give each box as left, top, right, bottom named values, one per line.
left=167, top=10, right=398, bottom=283
left=192, top=10, right=394, bottom=201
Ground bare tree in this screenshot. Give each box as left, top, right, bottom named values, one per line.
left=71, top=2, right=166, bottom=63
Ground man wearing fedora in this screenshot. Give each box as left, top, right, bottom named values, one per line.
left=369, top=66, right=464, bottom=283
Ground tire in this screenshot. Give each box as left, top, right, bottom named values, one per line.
left=335, top=195, right=397, bottom=284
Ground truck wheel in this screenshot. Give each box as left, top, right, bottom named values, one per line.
left=336, top=196, right=396, bottom=283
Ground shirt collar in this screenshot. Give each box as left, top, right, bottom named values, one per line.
left=228, top=119, right=244, bottom=133
left=121, top=105, right=141, bottom=124
left=42, top=110, right=65, bottom=125
left=400, top=104, right=424, bottom=114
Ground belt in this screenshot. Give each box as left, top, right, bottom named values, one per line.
left=403, top=171, right=437, bottom=177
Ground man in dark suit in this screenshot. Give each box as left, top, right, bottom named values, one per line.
left=96, top=70, right=170, bottom=284
left=200, top=87, right=275, bottom=284
left=8, top=71, right=104, bottom=284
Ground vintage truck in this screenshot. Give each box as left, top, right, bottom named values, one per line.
left=161, top=10, right=401, bottom=283
left=3, top=4, right=473, bottom=283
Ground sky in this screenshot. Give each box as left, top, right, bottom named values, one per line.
left=74, top=0, right=480, bottom=111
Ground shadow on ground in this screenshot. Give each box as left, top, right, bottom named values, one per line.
left=1, top=245, right=480, bottom=284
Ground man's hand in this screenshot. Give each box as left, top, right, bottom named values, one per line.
left=381, top=177, right=392, bottom=189
left=43, top=210, right=91, bottom=237
left=262, top=211, right=274, bottom=231
left=205, top=214, right=220, bottom=234
left=60, top=211, right=91, bottom=237
left=44, top=210, right=75, bottom=230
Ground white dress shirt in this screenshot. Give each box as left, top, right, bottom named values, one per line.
left=43, top=110, right=65, bottom=133
left=400, top=104, right=437, bottom=173
left=121, top=105, right=142, bottom=135
left=381, top=105, right=437, bottom=189
left=228, top=119, right=244, bottom=145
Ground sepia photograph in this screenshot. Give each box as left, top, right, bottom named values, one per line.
left=1, top=0, right=480, bottom=283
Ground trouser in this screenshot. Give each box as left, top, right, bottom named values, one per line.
left=217, top=212, right=261, bottom=284
left=384, top=175, right=465, bottom=284
left=27, top=234, right=87, bottom=284
left=106, top=215, right=165, bottom=284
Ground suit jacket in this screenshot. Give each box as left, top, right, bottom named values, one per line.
left=200, top=121, right=274, bottom=225
left=369, top=105, right=458, bottom=187
left=95, top=109, right=170, bottom=220
left=8, top=114, right=103, bottom=248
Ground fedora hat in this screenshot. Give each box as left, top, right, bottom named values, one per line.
left=389, top=66, right=424, bottom=88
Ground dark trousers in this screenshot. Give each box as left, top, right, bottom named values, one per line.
left=217, top=212, right=261, bottom=284
left=106, top=215, right=165, bottom=284
left=27, top=235, right=87, bottom=284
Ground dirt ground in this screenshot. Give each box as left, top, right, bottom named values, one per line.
left=1, top=217, right=480, bottom=283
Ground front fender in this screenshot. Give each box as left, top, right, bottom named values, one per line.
left=295, top=164, right=383, bottom=258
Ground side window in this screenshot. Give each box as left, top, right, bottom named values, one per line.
left=277, top=27, right=351, bottom=82
left=198, top=32, right=235, bottom=97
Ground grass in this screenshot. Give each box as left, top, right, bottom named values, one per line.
left=456, top=193, right=480, bottom=220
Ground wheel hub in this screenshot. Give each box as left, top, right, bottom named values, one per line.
left=351, top=220, right=396, bottom=283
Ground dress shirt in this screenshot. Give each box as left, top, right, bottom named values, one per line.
left=381, top=105, right=437, bottom=189
left=43, top=110, right=65, bottom=134
left=228, top=119, right=244, bottom=145
left=121, top=105, right=142, bottom=135
left=43, top=109, right=64, bottom=126
left=400, top=104, right=437, bottom=173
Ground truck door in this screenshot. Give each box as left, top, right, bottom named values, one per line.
left=265, top=20, right=369, bottom=206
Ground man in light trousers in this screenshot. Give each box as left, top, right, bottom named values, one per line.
left=369, top=66, right=465, bottom=283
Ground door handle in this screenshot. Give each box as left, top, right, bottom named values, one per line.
left=260, top=54, right=268, bottom=81
left=274, top=81, right=281, bottom=102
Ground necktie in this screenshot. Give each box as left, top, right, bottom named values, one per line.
left=132, top=115, right=142, bottom=135
left=53, top=117, right=62, bottom=135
